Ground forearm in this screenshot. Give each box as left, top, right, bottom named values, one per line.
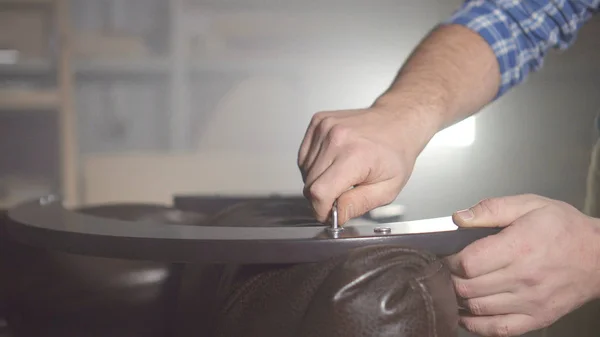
left=373, top=0, right=599, bottom=155
left=374, top=24, right=500, bottom=137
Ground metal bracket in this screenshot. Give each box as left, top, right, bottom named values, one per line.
left=5, top=197, right=502, bottom=264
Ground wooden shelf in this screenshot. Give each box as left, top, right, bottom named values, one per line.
left=0, top=89, right=59, bottom=110
left=76, top=58, right=170, bottom=76
left=0, top=59, right=52, bottom=76
left=0, top=0, right=53, bottom=6
left=0, top=0, right=52, bottom=4
left=0, top=59, right=169, bottom=77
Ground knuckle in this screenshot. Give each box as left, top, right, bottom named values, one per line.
left=491, top=323, right=512, bottom=337
left=307, top=183, right=327, bottom=202
left=298, top=154, right=307, bottom=169
left=328, top=124, right=350, bottom=146
left=529, top=294, right=545, bottom=309
left=454, top=280, right=472, bottom=299
left=516, top=240, right=533, bottom=257
left=518, top=269, right=541, bottom=288
left=553, top=199, right=577, bottom=215
left=302, top=185, right=312, bottom=200
left=465, top=299, right=486, bottom=316
left=346, top=143, right=369, bottom=160
left=460, top=319, right=479, bottom=335
left=477, top=198, right=502, bottom=217
left=556, top=199, right=574, bottom=210
left=310, top=111, right=328, bottom=125
left=458, top=257, right=476, bottom=279
left=319, top=116, right=337, bottom=132
left=521, top=193, right=548, bottom=204
left=307, top=202, right=328, bottom=223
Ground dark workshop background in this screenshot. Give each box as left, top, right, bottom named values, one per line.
left=1, top=1, right=600, bottom=336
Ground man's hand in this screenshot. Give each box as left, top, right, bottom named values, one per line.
left=297, top=23, right=502, bottom=224
left=446, top=194, right=600, bottom=337
left=297, top=105, right=437, bottom=224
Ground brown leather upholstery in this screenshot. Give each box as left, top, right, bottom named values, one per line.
left=0, top=199, right=459, bottom=337
left=210, top=246, right=458, bottom=337
left=0, top=211, right=10, bottom=337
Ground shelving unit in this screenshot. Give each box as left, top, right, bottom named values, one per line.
left=0, top=0, right=78, bottom=207
left=0, top=0, right=53, bottom=4
left=0, top=89, right=59, bottom=110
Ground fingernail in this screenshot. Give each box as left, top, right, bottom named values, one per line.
left=455, top=209, right=474, bottom=221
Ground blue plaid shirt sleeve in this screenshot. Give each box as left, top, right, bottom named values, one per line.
left=444, top=0, right=600, bottom=98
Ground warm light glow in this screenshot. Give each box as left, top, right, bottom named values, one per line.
left=427, top=116, right=476, bottom=148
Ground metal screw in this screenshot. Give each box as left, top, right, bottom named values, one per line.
left=331, top=200, right=339, bottom=230
left=325, top=227, right=344, bottom=238
left=325, top=200, right=344, bottom=238
left=374, top=227, right=392, bottom=235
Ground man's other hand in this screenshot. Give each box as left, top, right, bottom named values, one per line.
left=297, top=105, right=435, bottom=224
left=447, top=194, right=600, bottom=337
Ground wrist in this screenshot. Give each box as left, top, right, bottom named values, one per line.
left=586, top=217, right=600, bottom=300
left=372, top=93, right=445, bottom=156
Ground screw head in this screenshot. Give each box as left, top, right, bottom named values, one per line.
left=325, top=226, right=344, bottom=238
left=374, top=227, right=392, bottom=235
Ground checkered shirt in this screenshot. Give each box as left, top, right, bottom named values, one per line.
left=445, top=0, right=600, bottom=98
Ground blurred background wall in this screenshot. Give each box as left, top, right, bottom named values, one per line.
left=1, top=1, right=600, bottom=335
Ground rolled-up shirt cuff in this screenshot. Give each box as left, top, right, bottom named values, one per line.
left=442, top=2, right=527, bottom=99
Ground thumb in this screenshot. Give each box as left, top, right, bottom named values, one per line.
left=336, top=182, right=399, bottom=225
left=452, top=194, right=550, bottom=228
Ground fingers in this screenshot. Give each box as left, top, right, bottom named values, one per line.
left=452, top=194, right=550, bottom=228
left=459, top=293, right=524, bottom=316
left=446, top=230, right=518, bottom=278
left=304, top=153, right=399, bottom=223
left=337, top=182, right=399, bottom=224
left=298, top=110, right=364, bottom=181
left=303, top=137, right=336, bottom=189
left=298, top=112, right=330, bottom=170
left=460, top=313, right=536, bottom=337
left=304, top=119, right=352, bottom=183
left=303, top=121, right=357, bottom=188
left=447, top=195, right=549, bottom=278
left=452, top=271, right=516, bottom=299
left=303, top=127, right=327, bottom=180
left=304, top=154, right=368, bottom=223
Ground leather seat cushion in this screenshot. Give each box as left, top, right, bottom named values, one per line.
left=211, top=245, right=458, bottom=337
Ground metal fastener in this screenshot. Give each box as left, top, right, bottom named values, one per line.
left=331, top=200, right=339, bottom=230
left=374, top=227, right=392, bottom=235
left=325, top=227, right=343, bottom=238
left=325, top=200, right=344, bottom=237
